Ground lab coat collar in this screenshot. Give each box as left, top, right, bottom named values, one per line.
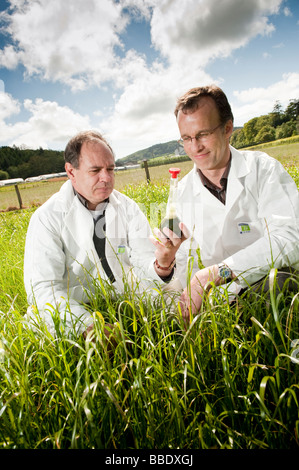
left=229, top=145, right=251, bottom=179
left=189, top=145, right=250, bottom=197
left=54, top=180, right=122, bottom=256
left=53, top=180, right=121, bottom=213
left=226, top=146, right=251, bottom=212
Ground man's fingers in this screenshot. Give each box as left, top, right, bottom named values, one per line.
left=153, top=226, right=169, bottom=244
left=161, top=223, right=189, bottom=245
left=179, top=300, right=190, bottom=327
left=149, top=234, right=161, bottom=247
left=179, top=222, right=189, bottom=241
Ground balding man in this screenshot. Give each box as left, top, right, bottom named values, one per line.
left=24, top=130, right=184, bottom=338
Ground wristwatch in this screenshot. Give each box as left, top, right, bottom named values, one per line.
left=218, top=263, right=232, bottom=282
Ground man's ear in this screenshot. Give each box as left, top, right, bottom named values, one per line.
left=65, top=162, right=76, bottom=181
left=225, top=120, right=234, bottom=139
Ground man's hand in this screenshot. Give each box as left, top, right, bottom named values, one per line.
left=179, top=265, right=219, bottom=325
left=151, top=222, right=189, bottom=274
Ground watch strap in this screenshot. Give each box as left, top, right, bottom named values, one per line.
left=155, top=258, right=176, bottom=271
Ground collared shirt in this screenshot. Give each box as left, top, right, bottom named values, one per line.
left=74, top=189, right=89, bottom=208
left=197, top=157, right=231, bottom=205
left=74, top=188, right=109, bottom=219
left=73, top=188, right=115, bottom=281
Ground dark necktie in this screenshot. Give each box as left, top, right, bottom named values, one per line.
left=93, top=211, right=115, bottom=283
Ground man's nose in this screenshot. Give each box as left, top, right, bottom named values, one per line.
left=99, top=169, right=112, bottom=181
left=190, top=137, right=204, bottom=151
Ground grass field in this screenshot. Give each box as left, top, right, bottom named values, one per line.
left=245, top=143, right=299, bottom=169
left=0, top=143, right=298, bottom=449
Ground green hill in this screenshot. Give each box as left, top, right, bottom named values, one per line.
left=116, top=140, right=183, bottom=166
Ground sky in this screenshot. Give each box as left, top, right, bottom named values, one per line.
left=0, top=0, right=299, bottom=161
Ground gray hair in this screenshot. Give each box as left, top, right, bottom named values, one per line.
left=64, top=130, right=115, bottom=168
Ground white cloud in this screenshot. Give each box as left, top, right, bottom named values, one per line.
left=0, top=0, right=128, bottom=90
left=0, top=0, right=293, bottom=157
left=0, top=45, right=20, bottom=70
left=100, top=59, right=215, bottom=158
left=0, top=96, right=91, bottom=149
left=150, top=0, right=282, bottom=65
left=98, top=0, right=286, bottom=157
left=232, top=72, right=299, bottom=125
left=0, top=92, right=20, bottom=121
left=283, top=7, right=292, bottom=17
left=0, top=0, right=285, bottom=91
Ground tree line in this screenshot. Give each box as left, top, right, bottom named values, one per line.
left=230, top=98, right=299, bottom=148
left=0, top=147, right=65, bottom=180
left=0, top=98, right=298, bottom=180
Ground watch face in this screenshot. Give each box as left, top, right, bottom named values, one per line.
left=219, top=265, right=231, bottom=279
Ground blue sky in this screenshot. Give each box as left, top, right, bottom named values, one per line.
left=0, top=0, right=298, bottom=160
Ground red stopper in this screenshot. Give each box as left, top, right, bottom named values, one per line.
left=169, top=167, right=181, bottom=179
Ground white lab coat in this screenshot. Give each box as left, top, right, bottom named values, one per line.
left=24, top=180, right=163, bottom=335
left=175, top=145, right=299, bottom=293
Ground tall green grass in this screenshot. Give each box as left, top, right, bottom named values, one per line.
left=0, top=168, right=298, bottom=449
left=1, top=271, right=298, bottom=449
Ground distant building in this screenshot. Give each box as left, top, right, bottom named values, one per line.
left=0, top=178, right=24, bottom=187
left=25, top=172, right=67, bottom=182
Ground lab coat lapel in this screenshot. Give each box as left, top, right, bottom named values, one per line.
left=225, top=146, right=250, bottom=213
left=65, top=196, right=95, bottom=257
left=54, top=181, right=95, bottom=257
left=190, top=168, right=226, bottom=247
left=105, top=191, right=123, bottom=250
left=104, top=192, right=126, bottom=283
left=185, top=169, right=203, bottom=248
left=201, top=185, right=227, bottom=261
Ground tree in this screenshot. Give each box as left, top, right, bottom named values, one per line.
left=0, top=170, right=9, bottom=180
left=255, top=115, right=272, bottom=131
left=284, top=99, right=299, bottom=121
left=242, top=117, right=259, bottom=146
left=230, top=128, right=247, bottom=148
left=255, top=125, right=276, bottom=144
left=275, top=121, right=297, bottom=139
left=269, top=101, right=285, bottom=127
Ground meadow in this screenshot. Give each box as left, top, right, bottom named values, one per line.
left=0, top=143, right=298, bottom=449
left=1, top=138, right=298, bottom=211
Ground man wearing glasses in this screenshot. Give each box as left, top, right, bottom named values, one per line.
left=172, top=85, right=299, bottom=323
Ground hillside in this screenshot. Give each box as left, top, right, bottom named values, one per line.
left=116, top=140, right=185, bottom=166
left=116, top=129, right=242, bottom=166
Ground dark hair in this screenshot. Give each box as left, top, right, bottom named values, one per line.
left=64, top=130, right=115, bottom=168
left=174, top=85, right=234, bottom=124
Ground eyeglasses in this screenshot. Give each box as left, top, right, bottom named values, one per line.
left=178, top=123, right=223, bottom=147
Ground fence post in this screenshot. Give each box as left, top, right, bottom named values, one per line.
left=143, top=159, right=151, bottom=183
left=14, top=184, right=22, bottom=209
